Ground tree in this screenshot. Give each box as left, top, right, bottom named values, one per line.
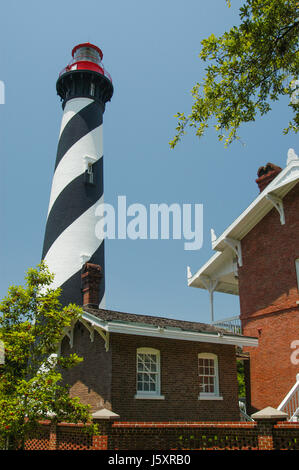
left=170, top=0, right=299, bottom=148
left=0, top=262, right=96, bottom=450
left=237, top=360, right=246, bottom=397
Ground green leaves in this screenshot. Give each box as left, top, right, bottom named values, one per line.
left=0, top=262, right=93, bottom=449
left=170, top=0, right=299, bottom=148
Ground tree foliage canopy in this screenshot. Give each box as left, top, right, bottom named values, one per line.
left=0, top=262, right=96, bottom=449
left=170, top=0, right=299, bottom=148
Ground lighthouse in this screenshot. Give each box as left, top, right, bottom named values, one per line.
left=42, top=43, right=113, bottom=307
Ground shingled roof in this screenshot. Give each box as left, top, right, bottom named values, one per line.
left=83, top=306, right=241, bottom=337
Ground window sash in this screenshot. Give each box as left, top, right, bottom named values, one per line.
left=198, top=357, right=217, bottom=394
left=137, top=352, right=159, bottom=394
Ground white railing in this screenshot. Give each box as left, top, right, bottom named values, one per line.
left=239, top=400, right=254, bottom=422
left=211, top=315, right=242, bottom=335
left=59, top=61, right=112, bottom=83
left=277, top=374, right=299, bottom=421
left=240, top=409, right=254, bottom=422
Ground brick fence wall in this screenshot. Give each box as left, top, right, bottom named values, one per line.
left=24, top=418, right=299, bottom=451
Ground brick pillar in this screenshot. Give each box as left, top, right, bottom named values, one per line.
left=92, top=421, right=112, bottom=450
left=92, top=408, right=120, bottom=450
left=81, top=263, right=103, bottom=308
left=48, top=422, right=57, bottom=450
left=252, top=407, right=288, bottom=450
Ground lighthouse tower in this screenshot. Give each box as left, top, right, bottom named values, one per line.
left=42, top=43, right=113, bottom=307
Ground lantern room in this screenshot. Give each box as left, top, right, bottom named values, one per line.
left=59, top=43, right=112, bottom=82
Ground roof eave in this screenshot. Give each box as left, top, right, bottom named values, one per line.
left=82, top=310, right=258, bottom=348
left=212, top=159, right=299, bottom=252
left=187, top=251, right=239, bottom=295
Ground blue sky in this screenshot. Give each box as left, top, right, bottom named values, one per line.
left=0, top=0, right=297, bottom=324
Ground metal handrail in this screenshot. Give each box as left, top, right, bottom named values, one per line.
left=211, top=315, right=242, bottom=335
left=277, top=374, right=299, bottom=421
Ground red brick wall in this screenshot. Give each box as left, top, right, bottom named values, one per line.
left=24, top=419, right=299, bottom=450
left=110, top=333, right=240, bottom=421
left=239, top=184, right=299, bottom=411
left=111, top=421, right=258, bottom=450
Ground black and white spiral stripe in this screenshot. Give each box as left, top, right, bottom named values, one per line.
left=42, top=97, right=105, bottom=307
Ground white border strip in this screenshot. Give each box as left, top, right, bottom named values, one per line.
left=82, top=311, right=258, bottom=348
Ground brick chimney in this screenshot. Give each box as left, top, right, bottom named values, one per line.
left=81, top=263, right=103, bottom=308
left=255, top=162, right=282, bottom=192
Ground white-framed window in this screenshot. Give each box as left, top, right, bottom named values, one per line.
left=83, top=156, right=96, bottom=186
left=198, top=353, right=223, bottom=400
left=134, top=347, right=164, bottom=399
left=87, top=162, right=94, bottom=184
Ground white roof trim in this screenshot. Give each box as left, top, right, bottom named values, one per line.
left=188, top=250, right=238, bottom=295
left=212, top=159, right=299, bottom=252
left=188, top=153, right=299, bottom=296
left=82, top=311, right=258, bottom=348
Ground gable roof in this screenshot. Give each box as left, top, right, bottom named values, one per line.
left=188, top=152, right=299, bottom=295
left=211, top=156, right=299, bottom=253
left=82, top=306, right=258, bottom=347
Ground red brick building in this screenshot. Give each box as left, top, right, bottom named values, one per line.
left=60, top=265, right=257, bottom=422
left=189, top=149, right=299, bottom=414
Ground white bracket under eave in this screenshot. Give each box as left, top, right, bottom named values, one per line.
left=266, top=194, right=285, bottom=225
left=64, top=323, right=75, bottom=349
left=211, top=228, right=217, bottom=248
left=94, top=326, right=110, bottom=352
left=80, top=319, right=95, bottom=343
left=223, top=237, right=243, bottom=267
left=201, top=276, right=219, bottom=294
left=200, top=276, right=219, bottom=323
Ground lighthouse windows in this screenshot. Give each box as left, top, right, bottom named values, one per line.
left=90, top=82, right=95, bottom=96
left=85, top=162, right=94, bottom=184
left=83, top=156, right=97, bottom=186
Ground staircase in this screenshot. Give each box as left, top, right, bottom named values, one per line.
left=277, top=374, right=299, bottom=421
left=239, top=400, right=254, bottom=422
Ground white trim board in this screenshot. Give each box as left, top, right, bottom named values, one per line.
left=82, top=311, right=258, bottom=348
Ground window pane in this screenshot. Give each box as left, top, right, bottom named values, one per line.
left=137, top=351, right=159, bottom=393
left=198, top=356, right=217, bottom=394
left=150, top=382, right=156, bottom=391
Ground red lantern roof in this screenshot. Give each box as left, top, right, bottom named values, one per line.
left=72, top=43, right=103, bottom=60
